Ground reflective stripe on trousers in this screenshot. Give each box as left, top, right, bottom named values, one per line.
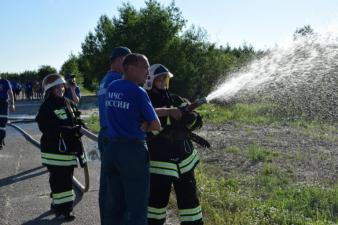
left=41, top=152, right=78, bottom=166
left=179, top=206, right=203, bottom=222
left=52, top=190, right=75, bottom=205
left=148, top=206, right=166, bottom=220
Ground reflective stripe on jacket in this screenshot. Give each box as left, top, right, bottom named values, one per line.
left=149, top=149, right=199, bottom=178
left=36, top=95, right=84, bottom=167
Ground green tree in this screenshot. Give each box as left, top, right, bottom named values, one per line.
left=59, top=54, right=84, bottom=86
left=60, top=54, right=81, bottom=76
left=37, top=65, right=57, bottom=80
left=79, top=15, right=116, bottom=89
left=20, top=70, right=38, bottom=83
left=77, top=0, right=257, bottom=98
left=0, top=72, right=19, bottom=80
left=79, top=0, right=186, bottom=91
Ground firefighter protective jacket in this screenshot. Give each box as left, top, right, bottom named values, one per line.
left=147, top=89, right=200, bottom=179
left=36, top=95, right=85, bottom=167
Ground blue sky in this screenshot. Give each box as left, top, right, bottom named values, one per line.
left=1, top=0, right=338, bottom=73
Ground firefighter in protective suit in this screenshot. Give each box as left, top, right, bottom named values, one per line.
left=35, top=74, right=86, bottom=220
left=145, top=64, right=204, bottom=225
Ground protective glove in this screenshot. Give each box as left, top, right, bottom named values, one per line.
left=73, top=124, right=82, bottom=132
left=77, top=153, right=87, bottom=168
left=77, top=118, right=88, bottom=129
left=181, top=112, right=203, bottom=131
left=73, top=125, right=83, bottom=137
left=60, top=125, right=82, bottom=137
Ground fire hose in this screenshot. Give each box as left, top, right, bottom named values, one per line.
left=7, top=118, right=98, bottom=193
left=5, top=97, right=208, bottom=192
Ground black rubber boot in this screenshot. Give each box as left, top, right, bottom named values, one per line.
left=55, top=211, right=75, bottom=221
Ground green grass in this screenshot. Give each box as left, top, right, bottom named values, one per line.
left=225, top=145, right=279, bottom=163
left=197, top=103, right=337, bottom=136
left=224, top=145, right=241, bottom=154
left=197, top=103, right=275, bottom=124
left=292, top=121, right=338, bottom=142
left=196, top=163, right=338, bottom=225
left=85, top=114, right=100, bottom=133
left=79, top=85, right=96, bottom=96
left=84, top=101, right=336, bottom=135
left=246, top=145, right=279, bottom=163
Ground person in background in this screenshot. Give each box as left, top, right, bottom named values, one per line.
left=10, top=81, right=18, bottom=101
left=64, top=74, right=81, bottom=104
left=16, top=82, right=22, bottom=100
left=97, top=46, right=131, bottom=156
left=99, top=53, right=161, bottom=225
left=0, top=75, right=15, bottom=150
left=36, top=80, right=43, bottom=100
left=144, top=64, right=204, bottom=225
left=25, top=81, right=33, bottom=100
left=36, top=73, right=86, bottom=220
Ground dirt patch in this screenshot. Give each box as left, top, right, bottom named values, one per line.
left=195, top=122, right=338, bottom=183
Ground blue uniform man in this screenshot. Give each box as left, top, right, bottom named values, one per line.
left=99, top=53, right=161, bottom=225
left=0, top=76, right=15, bottom=150
left=97, top=46, right=131, bottom=155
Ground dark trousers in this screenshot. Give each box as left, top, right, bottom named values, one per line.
left=99, top=139, right=150, bottom=225
left=98, top=128, right=109, bottom=156
left=0, top=100, right=8, bottom=143
left=148, top=171, right=203, bottom=225
left=47, top=165, right=75, bottom=214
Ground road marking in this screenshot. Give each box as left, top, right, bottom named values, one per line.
left=0, top=154, right=12, bottom=158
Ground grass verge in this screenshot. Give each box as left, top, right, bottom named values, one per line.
left=197, top=103, right=337, bottom=141
left=85, top=114, right=100, bottom=133
left=196, top=163, right=338, bottom=225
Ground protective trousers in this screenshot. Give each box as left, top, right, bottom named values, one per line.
left=148, top=170, right=203, bottom=225
left=99, top=139, right=150, bottom=225
left=47, top=166, right=75, bottom=214
left=0, top=100, right=8, bottom=144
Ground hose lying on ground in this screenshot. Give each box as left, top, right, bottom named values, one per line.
left=80, top=127, right=98, bottom=142
left=7, top=121, right=91, bottom=193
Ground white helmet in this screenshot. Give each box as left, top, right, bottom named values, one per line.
left=144, top=64, right=173, bottom=90
left=42, top=73, right=66, bottom=95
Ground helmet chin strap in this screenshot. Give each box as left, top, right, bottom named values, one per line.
left=151, top=87, right=173, bottom=107
left=152, top=86, right=168, bottom=94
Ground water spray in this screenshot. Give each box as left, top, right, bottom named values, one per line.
left=204, top=30, right=338, bottom=122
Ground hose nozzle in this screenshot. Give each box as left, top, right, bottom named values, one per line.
left=187, top=97, right=208, bottom=111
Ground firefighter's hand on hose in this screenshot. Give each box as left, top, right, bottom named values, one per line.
left=140, top=122, right=152, bottom=132
left=73, top=125, right=83, bottom=137
left=181, top=112, right=203, bottom=131
left=140, top=119, right=161, bottom=132
left=140, top=122, right=147, bottom=132
left=60, top=125, right=83, bottom=137
left=73, top=125, right=81, bottom=132
left=77, top=153, right=87, bottom=168
left=77, top=118, right=88, bottom=129
left=155, top=107, right=182, bottom=120
left=73, top=145, right=87, bottom=167
left=168, top=108, right=182, bottom=120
